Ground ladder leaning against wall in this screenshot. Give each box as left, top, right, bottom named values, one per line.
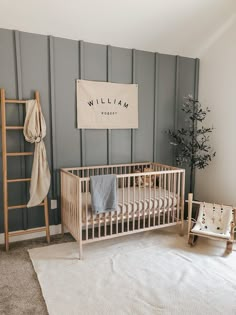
left=0, top=88, right=50, bottom=251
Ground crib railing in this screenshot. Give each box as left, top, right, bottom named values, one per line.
left=61, top=162, right=185, bottom=249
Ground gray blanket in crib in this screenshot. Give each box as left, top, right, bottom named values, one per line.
left=90, top=174, right=117, bottom=214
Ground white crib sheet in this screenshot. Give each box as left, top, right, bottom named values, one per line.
left=81, top=187, right=178, bottom=222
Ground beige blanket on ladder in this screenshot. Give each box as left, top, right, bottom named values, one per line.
left=24, top=100, right=51, bottom=207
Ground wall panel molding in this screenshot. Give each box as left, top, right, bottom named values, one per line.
left=174, top=55, right=180, bottom=132
left=110, top=46, right=132, bottom=164
left=14, top=30, right=28, bottom=229
left=194, top=58, right=200, bottom=99
left=107, top=45, right=112, bottom=165
left=131, top=49, right=136, bottom=163
left=191, top=57, right=200, bottom=194
left=49, top=36, right=56, bottom=195
left=49, top=35, right=58, bottom=224
left=79, top=40, right=86, bottom=166
left=153, top=53, right=159, bottom=162
left=14, top=31, right=23, bottom=99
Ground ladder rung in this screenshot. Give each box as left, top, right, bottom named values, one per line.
left=7, top=178, right=31, bottom=183
left=5, top=99, right=28, bottom=104
left=9, top=226, right=47, bottom=237
left=7, top=152, right=33, bottom=156
left=6, top=126, right=24, bottom=130
left=8, top=202, right=45, bottom=210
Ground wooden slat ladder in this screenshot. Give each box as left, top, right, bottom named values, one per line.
left=0, top=88, right=50, bottom=251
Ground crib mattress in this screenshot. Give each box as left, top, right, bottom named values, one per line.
left=81, top=187, right=178, bottom=222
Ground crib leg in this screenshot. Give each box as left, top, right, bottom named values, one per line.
left=179, top=221, right=184, bottom=236
left=225, top=241, right=233, bottom=254
left=188, top=234, right=198, bottom=247
left=78, top=241, right=83, bottom=260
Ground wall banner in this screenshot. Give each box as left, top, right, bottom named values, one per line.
left=77, top=80, right=138, bottom=129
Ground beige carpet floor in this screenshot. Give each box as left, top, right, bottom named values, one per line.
left=0, top=233, right=74, bottom=315
left=29, top=227, right=236, bottom=315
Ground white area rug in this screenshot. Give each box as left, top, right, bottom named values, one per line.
left=29, top=227, right=236, bottom=315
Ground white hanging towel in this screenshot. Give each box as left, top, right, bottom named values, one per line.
left=23, top=100, right=51, bottom=207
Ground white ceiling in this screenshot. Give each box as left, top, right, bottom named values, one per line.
left=0, top=0, right=235, bottom=57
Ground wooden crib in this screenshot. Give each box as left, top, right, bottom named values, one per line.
left=60, top=162, right=185, bottom=259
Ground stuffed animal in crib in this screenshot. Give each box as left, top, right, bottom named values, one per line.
left=134, top=168, right=155, bottom=187
left=134, top=169, right=144, bottom=186
left=143, top=168, right=155, bottom=187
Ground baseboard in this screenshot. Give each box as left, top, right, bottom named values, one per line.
left=0, top=224, right=62, bottom=244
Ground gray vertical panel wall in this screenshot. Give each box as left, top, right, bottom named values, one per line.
left=0, top=29, right=24, bottom=232
left=110, top=47, right=132, bottom=164
left=156, top=54, right=177, bottom=165
left=83, top=42, right=108, bottom=166
left=19, top=32, right=53, bottom=228
left=134, top=51, right=155, bottom=162
left=178, top=57, right=197, bottom=194
left=0, top=28, right=199, bottom=233
left=53, top=37, right=81, bottom=169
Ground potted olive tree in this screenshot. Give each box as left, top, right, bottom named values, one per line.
left=167, top=95, right=216, bottom=194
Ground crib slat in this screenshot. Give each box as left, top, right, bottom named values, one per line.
left=61, top=172, right=64, bottom=235
left=158, top=174, right=161, bottom=226
left=163, top=173, right=166, bottom=225
left=110, top=210, right=113, bottom=236
left=64, top=176, right=67, bottom=229
left=153, top=174, right=157, bottom=226
left=138, top=176, right=141, bottom=229
left=78, top=179, right=83, bottom=259
left=105, top=167, right=109, bottom=235
left=116, top=179, right=119, bottom=234
left=122, top=177, right=124, bottom=233
left=98, top=213, right=101, bottom=238
left=82, top=170, right=84, bottom=192
left=71, top=179, right=74, bottom=233
left=148, top=175, right=151, bottom=228
left=85, top=181, right=88, bottom=240
left=133, top=176, right=135, bottom=231
left=69, top=180, right=73, bottom=233
left=75, top=179, right=77, bottom=236
left=143, top=175, right=146, bottom=228
left=168, top=173, right=171, bottom=224
left=180, top=171, right=185, bottom=233
left=115, top=178, right=120, bottom=234
left=76, top=178, right=79, bottom=242
left=74, top=180, right=77, bottom=236
left=69, top=182, right=72, bottom=234
left=104, top=212, right=107, bottom=237
left=92, top=207, right=95, bottom=240
left=127, top=177, right=130, bottom=232
left=73, top=179, right=76, bottom=238
left=173, top=173, right=176, bottom=223
left=177, top=173, right=180, bottom=221
left=116, top=209, right=118, bottom=235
